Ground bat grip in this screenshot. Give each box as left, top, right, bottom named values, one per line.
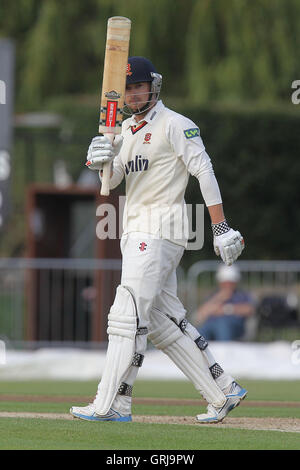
left=100, top=133, right=114, bottom=196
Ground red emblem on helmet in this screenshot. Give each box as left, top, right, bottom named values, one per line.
left=126, top=63, right=132, bottom=76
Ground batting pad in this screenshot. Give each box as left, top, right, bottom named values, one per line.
left=148, top=308, right=226, bottom=407
left=95, top=285, right=137, bottom=415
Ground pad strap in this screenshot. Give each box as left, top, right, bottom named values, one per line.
left=179, top=319, right=208, bottom=350
left=118, top=382, right=133, bottom=397
left=209, top=363, right=224, bottom=379
left=131, top=353, right=144, bottom=367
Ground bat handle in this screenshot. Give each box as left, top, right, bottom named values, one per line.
left=100, top=133, right=114, bottom=196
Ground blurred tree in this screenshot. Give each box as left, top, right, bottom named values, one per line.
left=0, top=0, right=299, bottom=108
left=1, top=0, right=300, bottom=260
left=185, top=0, right=300, bottom=103
left=19, top=0, right=105, bottom=107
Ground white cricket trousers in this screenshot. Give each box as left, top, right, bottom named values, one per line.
left=109, top=232, right=187, bottom=414
left=120, top=232, right=186, bottom=328
left=109, top=232, right=230, bottom=414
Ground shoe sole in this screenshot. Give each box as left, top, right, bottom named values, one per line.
left=70, top=411, right=132, bottom=422
left=196, top=389, right=248, bottom=424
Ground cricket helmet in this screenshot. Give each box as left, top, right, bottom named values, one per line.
left=126, top=56, right=162, bottom=98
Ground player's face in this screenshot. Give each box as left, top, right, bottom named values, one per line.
left=125, top=82, right=152, bottom=112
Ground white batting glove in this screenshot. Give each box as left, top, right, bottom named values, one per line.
left=212, top=221, right=245, bottom=266
left=85, top=135, right=123, bottom=171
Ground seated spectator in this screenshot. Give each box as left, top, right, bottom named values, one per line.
left=196, top=264, right=255, bottom=341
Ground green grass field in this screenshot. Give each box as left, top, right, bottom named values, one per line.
left=0, top=379, right=299, bottom=450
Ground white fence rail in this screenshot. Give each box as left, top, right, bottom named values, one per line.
left=0, top=258, right=121, bottom=346
left=0, top=258, right=299, bottom=347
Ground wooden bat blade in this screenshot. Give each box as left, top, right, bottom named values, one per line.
left=99, top=17, right=131, bottom=196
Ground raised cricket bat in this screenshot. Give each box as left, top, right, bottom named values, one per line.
left=96, top=16, right=131, bottom=196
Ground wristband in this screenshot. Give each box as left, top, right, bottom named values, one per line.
left=212, top=219, right=230, bottom=237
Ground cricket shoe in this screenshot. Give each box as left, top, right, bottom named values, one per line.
left=70, top=403, right=132, bottom=422
left=224, top=381, right=247, bottom=403
left=196, top=382, right=247, bottom=424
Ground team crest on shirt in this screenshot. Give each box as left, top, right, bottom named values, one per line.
left=143, top=133, right=152, bottom=144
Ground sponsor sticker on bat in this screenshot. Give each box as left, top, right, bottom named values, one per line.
left=105, top=100, right=118, bottom=127
left=105, top=90, right=121, bottom=99
left=184, top=127, right=200, bottom=139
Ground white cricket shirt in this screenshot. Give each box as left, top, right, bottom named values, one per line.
left=104, top=100, right=222, bottom=247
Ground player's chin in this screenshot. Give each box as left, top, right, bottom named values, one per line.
left=128, top=103, right=140, bottom=112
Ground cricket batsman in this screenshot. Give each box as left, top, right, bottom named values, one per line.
left=70, top=57, right=247, bottom=423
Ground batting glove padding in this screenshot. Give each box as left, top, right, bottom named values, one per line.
left=213, top=228, right=245, bottom=266
left=86, top=135, right=123, bottom=170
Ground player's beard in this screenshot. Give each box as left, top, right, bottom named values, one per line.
left=123, top=91, right=157, bottom=116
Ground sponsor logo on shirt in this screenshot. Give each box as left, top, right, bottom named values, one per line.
left=125, top=155, right=149, bottom=175
left=183, top=127, right=200, bottom=139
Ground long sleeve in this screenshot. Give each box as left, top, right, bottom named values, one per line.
left=166, top=115, right=222, bottom=206
left=192, top=151, right=222, bottom=207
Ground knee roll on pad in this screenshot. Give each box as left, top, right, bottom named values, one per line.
left=107, top=285, right=137, bottom=340
left=107, top=294, right=137, bottom=339
left=148, top=309, right=182, bottom=349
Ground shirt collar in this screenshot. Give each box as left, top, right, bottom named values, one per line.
left=125, top=100, right=165, bottom=129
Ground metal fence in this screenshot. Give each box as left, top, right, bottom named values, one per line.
left=0, top=258, right=300, bottom=347
left=0, top=258, right=122, bottom=347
